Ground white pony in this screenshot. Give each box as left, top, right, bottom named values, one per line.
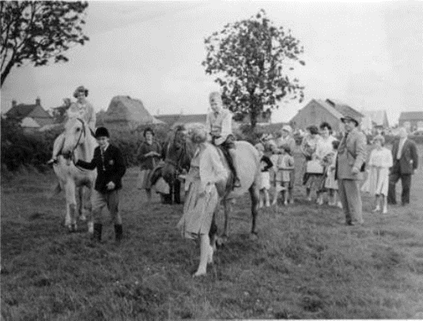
left=52, top=118, right=97, bottom=233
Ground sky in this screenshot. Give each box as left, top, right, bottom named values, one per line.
left=1, top=0, right=422, bottom=125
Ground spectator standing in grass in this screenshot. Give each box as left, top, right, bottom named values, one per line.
left=300, top=125, right=321, bottom=201
left=277, top=125, right=296, bottom=201
left=136, top=127, right=162, bottom=202
left=274, top=144, right=295, bottom=206
left=388, top=127, right=419, bottom=206
left=255, top=143, right=273, bottom=208
left=368, top=135, right=393, bottom=214
left=314, top=122, right=337, bottom=205
left=336, top=116, right=367, bottom=226
left=75, top=127, right=126, bottom=242
left=325, top=140, right=341, bottom=207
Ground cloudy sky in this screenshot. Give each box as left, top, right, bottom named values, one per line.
left=1, top=0, right=422, bottom=125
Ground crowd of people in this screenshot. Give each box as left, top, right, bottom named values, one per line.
left=256, top=116, right=419, bottom=226
left=51, top=85, right=420, bottom=275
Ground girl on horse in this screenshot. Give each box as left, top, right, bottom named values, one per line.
left=48, top=85, right=96, bottom=164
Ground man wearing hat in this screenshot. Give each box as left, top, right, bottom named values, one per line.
left=76, top=127, right=127, bottom=243
left=336, top=115, right=367, bottom=226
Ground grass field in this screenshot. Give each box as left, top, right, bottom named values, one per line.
left=1, top=152, right=423, bottom=320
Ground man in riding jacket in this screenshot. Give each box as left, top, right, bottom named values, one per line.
left=205, top=91, right=241, bottom=188
left=75, top=127, right=126, bottom=243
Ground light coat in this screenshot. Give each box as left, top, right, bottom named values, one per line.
left=336, top=127, right=367, bottom=180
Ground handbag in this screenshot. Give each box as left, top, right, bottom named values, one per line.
left=306, top=160, right=324, bottom=174
left=154, top=177, right=170, bottom=194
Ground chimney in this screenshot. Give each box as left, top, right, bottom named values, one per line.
left=36, top=97, right=41, bottom=105
left=12, top=100, right=17, bottom=108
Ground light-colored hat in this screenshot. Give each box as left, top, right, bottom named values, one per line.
left=281, top=125, right=292, bottom=133
left=340, top=115, right=359, bottom=126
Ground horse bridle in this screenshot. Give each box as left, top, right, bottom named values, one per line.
left=164, top=135, right=188, bottom=176
left=69, top=118, right=88, bottom=171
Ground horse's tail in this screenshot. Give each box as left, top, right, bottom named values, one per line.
left=47, top=182, right=62, bottom=199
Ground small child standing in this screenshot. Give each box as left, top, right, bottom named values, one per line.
left=276, top=144, right=295, bottom=205
left=255, top=143, right=273, bottom=208
left=325, top=140, right=341, bottom=207
left=368, top=135, right=392, bottom=214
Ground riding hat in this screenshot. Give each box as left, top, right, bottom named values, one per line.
left=340, top=115, right=359, bottom=126
left=95, top=127, right=110, bottom=138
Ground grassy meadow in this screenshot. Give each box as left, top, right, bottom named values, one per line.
left=1, top=149, right=423, bottom=320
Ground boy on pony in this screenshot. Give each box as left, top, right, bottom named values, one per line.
left=205, top=91, right=241, bottom=188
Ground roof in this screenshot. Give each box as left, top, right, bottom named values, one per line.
left=103, top=96, right=164, bottom=124
left=21, top=117, right=40, bottom=128
left=399, top=111, right=423, bottom=121
left=325, top=99, right=364, bottom=119
left=5, top=104, right=37, bottom=118
left=156, top=114, right=207, bottom=127
left=361, top=110, right=389, bottom=127
left=314, top=99, right=344, bottom=119
left=5, top=103, right=54, bottom=127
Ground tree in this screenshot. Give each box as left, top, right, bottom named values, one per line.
left=202, top=9, right=305, bottom=129
left=1, top=1, right=89, bottom=87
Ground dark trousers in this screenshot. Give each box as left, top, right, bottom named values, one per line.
left=387, top=172, right=412, bottom=205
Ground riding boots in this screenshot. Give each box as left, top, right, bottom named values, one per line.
left=92, top=223, right=102, bottom=241
left=114, top=224, right=123, bottom=243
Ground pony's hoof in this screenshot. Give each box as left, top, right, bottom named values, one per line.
left=192, top=270, right=207, bottom=277
left=249, top=233, right=258, bottom=241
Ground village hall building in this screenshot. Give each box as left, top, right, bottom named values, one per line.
left=290, top=99, right=364, bottom=133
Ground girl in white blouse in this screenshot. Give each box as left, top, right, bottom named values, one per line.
left=368, top=135, right=393, bottom=214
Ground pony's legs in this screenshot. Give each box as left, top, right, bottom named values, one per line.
left=65, top=181, right=77, bottom=232
left=222, top=199, right=233, bottom=240
left=77, top=186, right=84, bottom=219
left=249, top=182, right=260, bottom=235
left=83, top=184, right=94, bottom=233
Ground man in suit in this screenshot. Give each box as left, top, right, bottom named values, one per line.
left=387, top=127, right=419, bottom=205
left=336, top=116, right=367, bottom=226
left=76, top=127, right=126, bottom=242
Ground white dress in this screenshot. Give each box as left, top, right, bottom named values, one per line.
left=368, top=147, right=393, bottom=196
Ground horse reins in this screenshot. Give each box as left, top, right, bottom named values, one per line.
left=70, top=118, right=89, bottom=171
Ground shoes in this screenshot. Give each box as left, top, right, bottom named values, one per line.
left=372, top=207, right=380, bottom=212
left=265, top=201, right=271, bottom=207
left=47, top=158, right=57, bottom=165
left=346, top=220, right=364, bottom=226
left=382, top=207, right=388, bottom=214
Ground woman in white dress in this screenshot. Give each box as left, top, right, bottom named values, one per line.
left=368, top=135, right=393, bottom=214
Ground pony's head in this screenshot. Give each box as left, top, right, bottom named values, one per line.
left=62, top=118, right=89, bottom=159
left=162, top=125, right=194, bottom=184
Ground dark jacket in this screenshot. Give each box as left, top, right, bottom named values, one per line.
left=391, top=138, right=419, bottom=175
left=77, top=144, right=126, bottom=193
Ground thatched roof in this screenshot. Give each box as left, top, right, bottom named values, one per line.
left=103, top=96, right=164, bottom=125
